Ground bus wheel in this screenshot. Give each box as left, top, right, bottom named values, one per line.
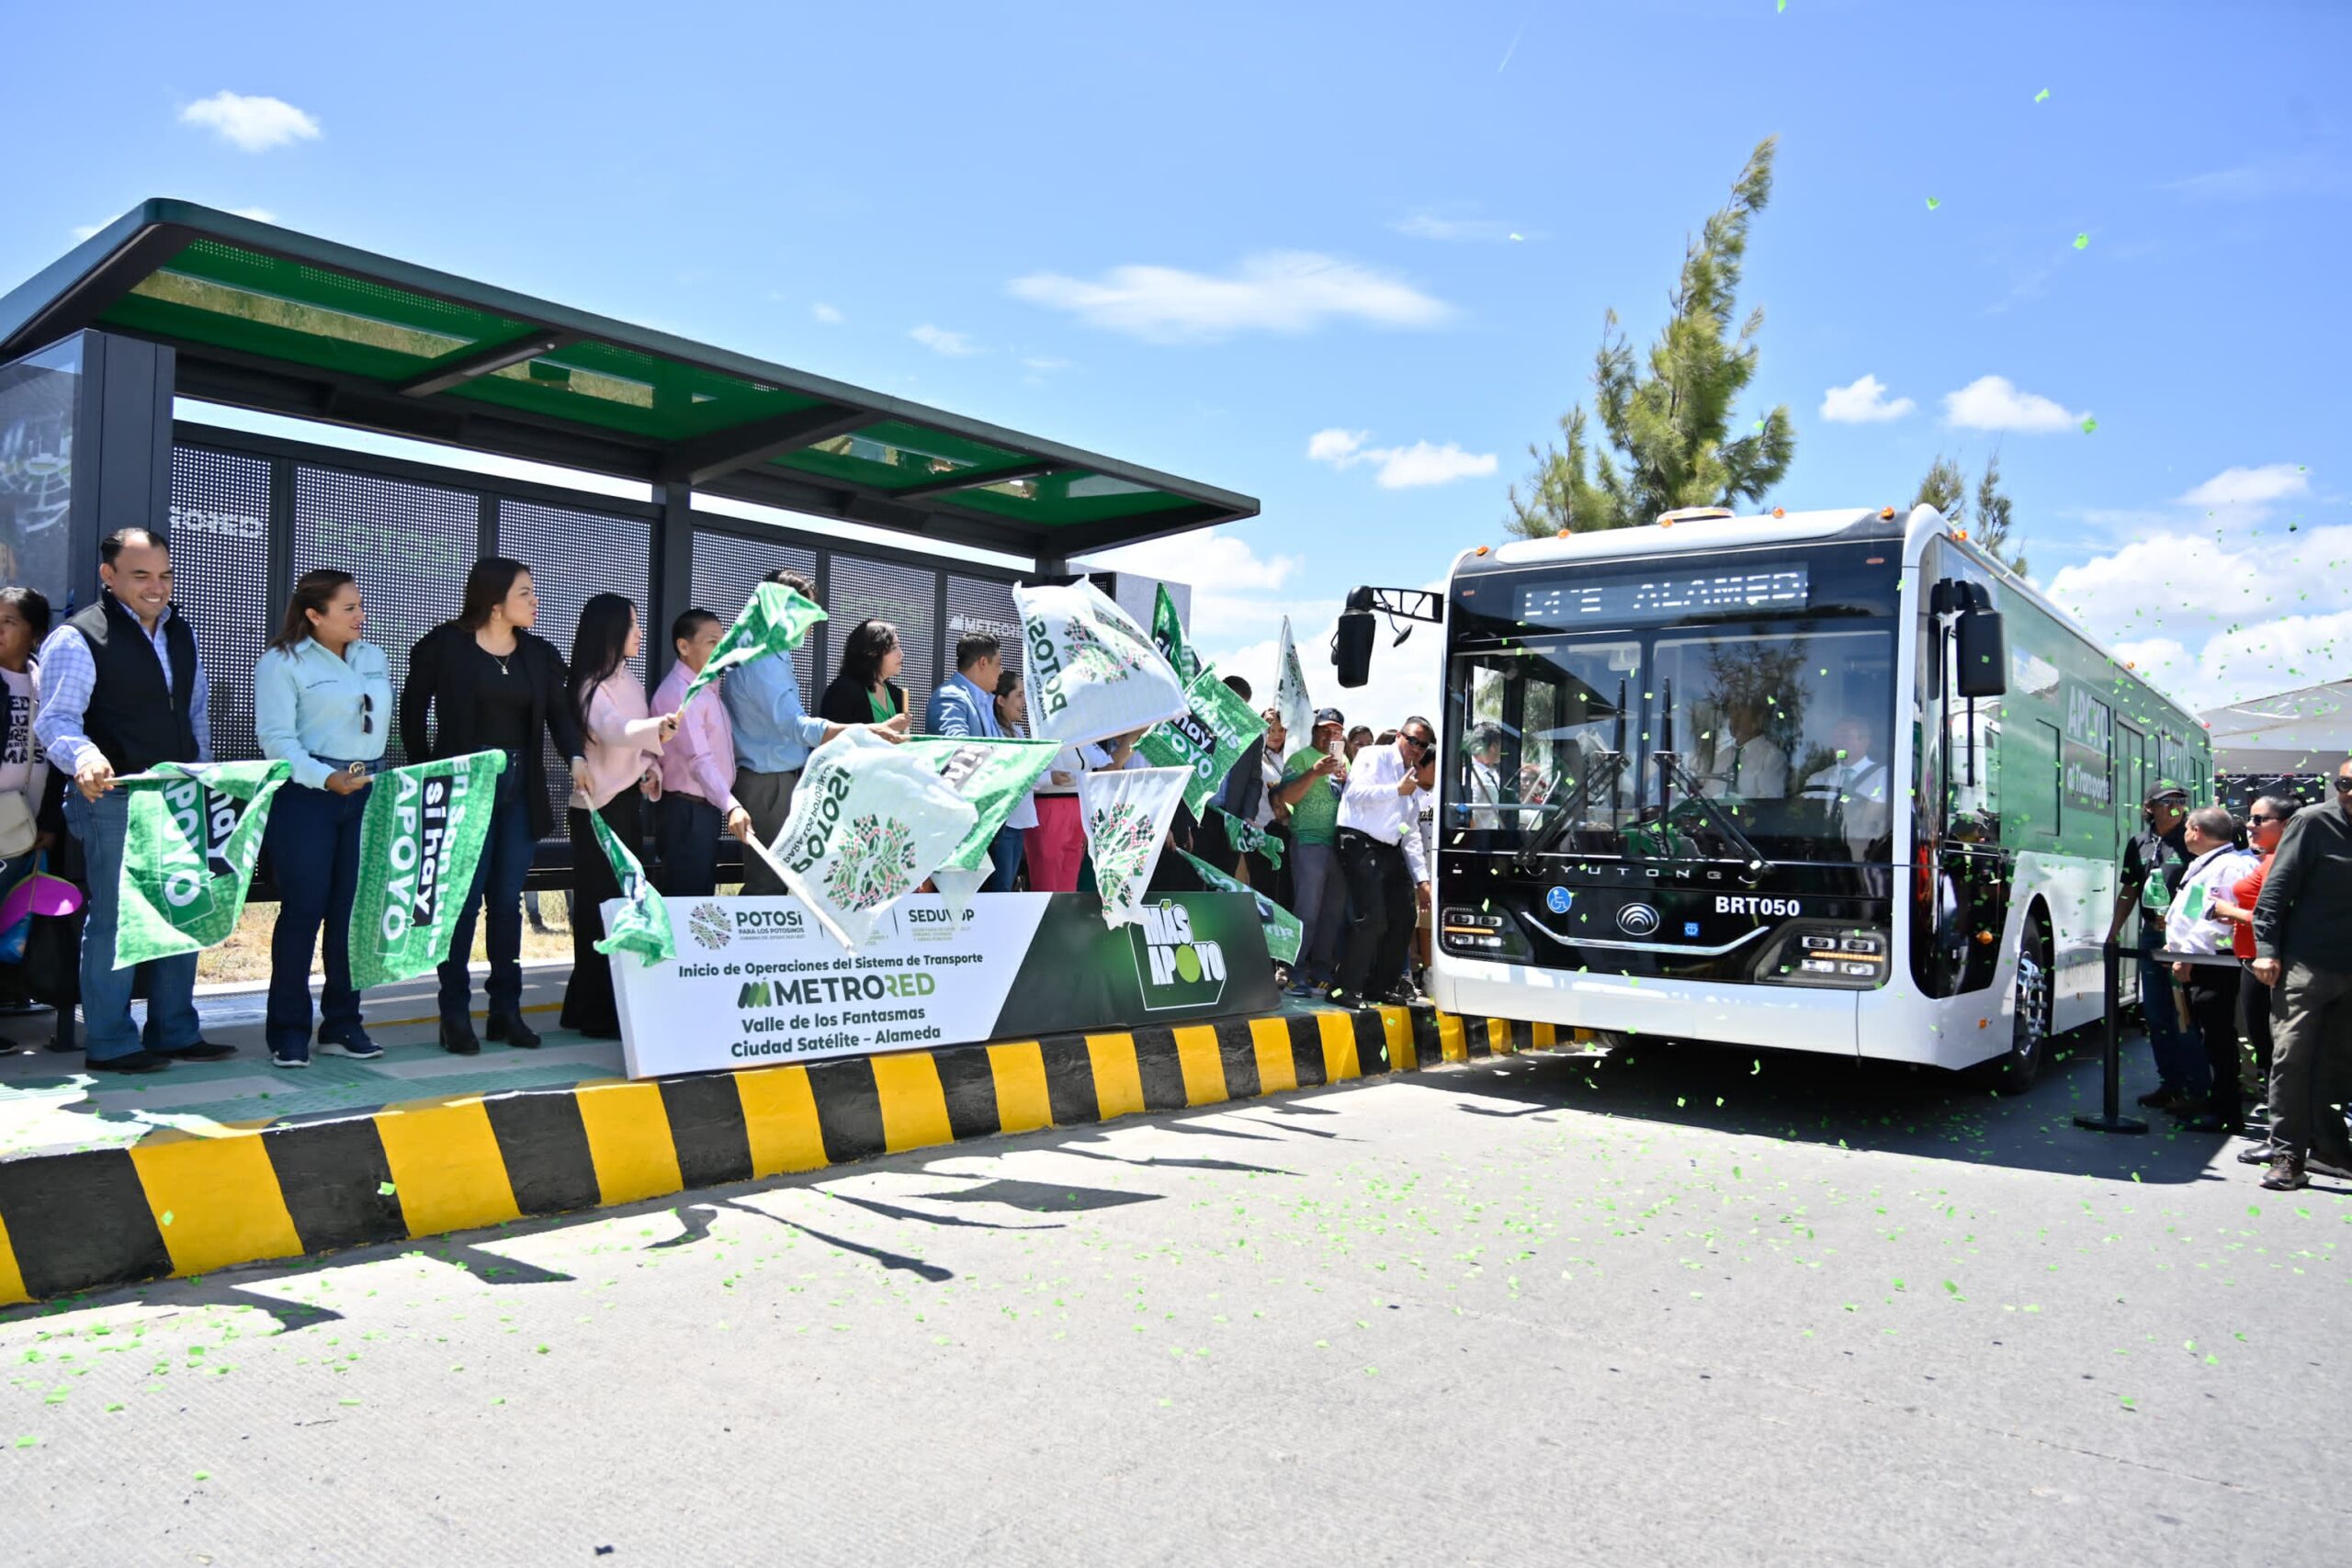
left=1982, top=929, right=2052, bottom=1094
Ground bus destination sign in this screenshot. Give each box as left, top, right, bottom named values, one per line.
left=1517, top=565, right=1811, bottom=627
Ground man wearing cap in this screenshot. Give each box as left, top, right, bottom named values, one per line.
left=2108, top=784, right=2198, bottom=1110
left=2249, top=753, right=2352, bottom=1190
left=1275, top=707, right=1350, bottom=996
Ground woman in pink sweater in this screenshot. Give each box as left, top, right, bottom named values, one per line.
left=561, top=593, right=680, bottom=1038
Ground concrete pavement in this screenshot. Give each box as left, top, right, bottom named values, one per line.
left=2, top=1037, right=2344, bottom=1566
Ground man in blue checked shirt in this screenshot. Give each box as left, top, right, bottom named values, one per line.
left=33, top=528, right=237, bottom=1073
left=722, top=567, right=908, bottom=897
left=925, top=630, right=1023, bottom=891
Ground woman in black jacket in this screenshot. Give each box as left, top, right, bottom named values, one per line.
left=819, top=618, right=909, bottom=727
left=400, top=558, right=587, bottom=1055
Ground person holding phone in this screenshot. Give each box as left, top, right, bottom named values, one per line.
left=254, top=570, right=394, bottom=1068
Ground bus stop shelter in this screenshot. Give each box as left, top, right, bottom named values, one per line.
left=0, top=199, right=1256, bottom=846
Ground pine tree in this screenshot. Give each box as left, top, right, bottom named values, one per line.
left=1913, top=451, right=2027, bottom=578
left=1509, top=138, right=1796, bottom=536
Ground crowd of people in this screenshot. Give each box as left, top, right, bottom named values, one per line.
left=2113, top=766, right=2352, bottom=1191
left=1, top=527, right=1444, bottom=1077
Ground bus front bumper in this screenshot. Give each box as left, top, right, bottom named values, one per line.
left=1431, top=956, right=1863, bottom=1059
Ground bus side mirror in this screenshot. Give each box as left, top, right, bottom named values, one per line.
left=1332, top=608, right=1374, bottom=688
left=1955, top=610, right=2007, bottom=699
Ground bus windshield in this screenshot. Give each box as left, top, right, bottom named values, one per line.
left=1445, top=552, right=1899, bottom=866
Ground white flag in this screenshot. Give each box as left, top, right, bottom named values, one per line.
left=1274, top=615, right=1315, bottom=761
left=1079, top=765, right=1190, bottom=930
left=1014, top=577, right=1187, bottom=749
left=754, top=728, right=978, bottom=949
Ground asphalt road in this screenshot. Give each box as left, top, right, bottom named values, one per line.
left=4, top=1036, right=2345, bottom=1567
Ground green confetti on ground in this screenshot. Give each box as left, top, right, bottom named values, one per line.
left=378, top=1182, right=397, bottom=1197
left=194, top=1471, right=210, bottom=1481
left=160, top=1211, right=174, bottom=1226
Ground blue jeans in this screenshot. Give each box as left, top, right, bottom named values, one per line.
left=2140, top=940, right=2209, bottom=1096
left=1291, top=840, right=1347, bottom=983
left=985, top=824, right=1023, bottom=893
left=263, top=781, right=368, bottom=1060
left=62, top=789, right=200, bottom=1062
left=437, top=774, right=536, bottom=1024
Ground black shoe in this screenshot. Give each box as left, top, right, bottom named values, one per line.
left=154, top=1041, right=236, bottom=1062
left=439, top=1018, right=481, bottom=1056
left=88, top=1050, right=169, bottom=1074
left=2236, top=1144, right=2274, bottom=1166
left=2260, top=1153, right=2307, bottom=1191
left=486, top=1012, right=541, bottom=1049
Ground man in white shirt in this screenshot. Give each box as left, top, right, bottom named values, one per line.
left=1700, top=700, right=1788, bottom=799
left=1333, top=716, right=1435, bottom=1007
left=1464, top=722, right=1505, bottom=831
left=1803, top=716, right=1890, bottom=859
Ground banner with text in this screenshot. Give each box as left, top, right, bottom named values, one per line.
left=348, top=750, right=509, bottom=990
left=611, top=891, right=1278, bottom=1078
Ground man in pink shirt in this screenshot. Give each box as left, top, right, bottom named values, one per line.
left=651, top=608, right=754, bottom=897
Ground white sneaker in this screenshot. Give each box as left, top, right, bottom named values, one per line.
left=270, top=1053, right=311, bottom=1070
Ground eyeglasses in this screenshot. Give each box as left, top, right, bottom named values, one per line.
left=2335, top=775, right=2352, bottom=794
left=1400, top=732, right=1433, bottom=753
left=2248, top=812, right=2280, bottom=825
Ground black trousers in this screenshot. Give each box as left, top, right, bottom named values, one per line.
left=2239, top=965, right=2276, bottom=1100
left=1337, top=828, right=1414, bottom=1000
left=2182, top=964, right=2243, bottom=1124
left=561, top=789, right=644, bottom=1038
left=652, top=792, right=720, bottom=899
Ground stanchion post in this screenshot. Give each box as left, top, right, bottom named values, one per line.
left=2075, top=937, right=2148, bottom=1134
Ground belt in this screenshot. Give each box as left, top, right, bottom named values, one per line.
left=670, top=790, right=713, bottom=809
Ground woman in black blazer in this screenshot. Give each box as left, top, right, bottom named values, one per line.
left=819, top=618, right=909, bottom=727
left=400, top=558, right=587, bottom=1056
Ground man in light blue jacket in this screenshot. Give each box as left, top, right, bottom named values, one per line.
left=925, top=632, right=1023, bottom=890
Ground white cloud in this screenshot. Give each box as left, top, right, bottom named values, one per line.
left=229, top=206, right=277, bottom=225
left=1008, top=251, right=1453, bottom=344
left=1307, top=426, right=1496, bottom=490
left=1021, top=356, right=1073, bottom=373
left=70, top=222, right=105, bottom=242
left=178, top=91, right=322, bottom=152
left=2043, top=499, right=2352, bottom=710
left=1392, top=212, right=1526, bottom=243
left=1081, top=527, right=1303, bottom=644
left=1819, top=373, right=1916, bottom=423
left=2178, top=463, right=2309, bottom=515
left=909, top=323, right=979, bottom=356
left=1941, top=375, right=2087, bottom=433
left=810, top=302, right=844, bottom=325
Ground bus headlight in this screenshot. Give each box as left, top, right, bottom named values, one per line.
left=1751, top=923, right=1889, bottom=989
left=1442, top=906, right=1532, bottom=962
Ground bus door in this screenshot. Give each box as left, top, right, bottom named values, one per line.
left=1911, top=541, right=2008, bottom=999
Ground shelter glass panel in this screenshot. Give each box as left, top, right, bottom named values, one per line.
left=0, top=336, right=81, bottom=605
left=166, top=446, right=273, bottom=761
left=290, top=464, right=479, bottom=769
left=688, top=527, right=818, bottom=693
left=825, top=555, right=937, bottom=725
left=945, top=575, right=1023, bottom=686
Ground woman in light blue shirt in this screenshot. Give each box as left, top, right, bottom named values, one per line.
left=254, top=570, right=393, bottom=1067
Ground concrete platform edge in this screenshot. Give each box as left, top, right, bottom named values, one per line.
left=0, top=1007, right=1578, bottom=1305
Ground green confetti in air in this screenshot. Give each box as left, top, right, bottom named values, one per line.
left=2073, top=232, right=2090, bottom=249
left=2080, top=416, right=2098, bottom=434
left=378, top=1182, right=396, bottom=1197
left=160, top=1211, right=174, bottom=1226
left=2034, top=87, right=2050, bottom=103
left=1925, top=197, right=1940, bottom=210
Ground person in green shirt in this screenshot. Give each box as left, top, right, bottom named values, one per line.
left=1277, top=707, right=1350, bottom=996
left=820, top=618, right=909, bottom=728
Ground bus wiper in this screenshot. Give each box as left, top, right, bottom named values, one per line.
left=1646, top=750, right=1772, bottom=881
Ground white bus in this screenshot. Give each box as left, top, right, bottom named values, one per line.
left=1412, top=504, right=2210, bottom=1088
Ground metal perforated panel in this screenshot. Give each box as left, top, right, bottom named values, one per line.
left=945, top=574, right=1023, bottom=685
left=166, top=447, right=274, bottom=761
left=290, top=465, right=480, bottom=770
left=497, top=498, right=652, bottom=832
left=825, top=554, right=937, bottom=724
left=689, top=526, right=818, bottom=691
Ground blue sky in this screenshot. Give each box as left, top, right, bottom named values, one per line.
left=8, top=0, right=2348, bottom=720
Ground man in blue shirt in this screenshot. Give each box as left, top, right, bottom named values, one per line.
left=34, top=528, right=236, bottom=1072
left=925, top=632, right=1023, bottom=890
left=722, top=568, right=907, bottom=897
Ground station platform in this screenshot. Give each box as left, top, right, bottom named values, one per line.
left=0, top=968, right=1561, bottom=1305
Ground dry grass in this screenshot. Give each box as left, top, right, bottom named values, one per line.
left=196, top=894, right=581, bottom=986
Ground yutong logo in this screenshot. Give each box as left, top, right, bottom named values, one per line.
left=1130, top=900, right=1227, bottom=1010
left=1616, top=902, right=1661, bottom=936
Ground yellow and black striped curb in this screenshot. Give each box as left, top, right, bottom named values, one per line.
left=0, top=1005, right=1577, bottom=1305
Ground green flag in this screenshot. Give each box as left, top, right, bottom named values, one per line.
left=1174, top=848, right=1302, bottom=964
left=1151, top=581, right=1201, bottom=683
left=113, top=761, right=290, bottom=968
left=1210, top=805, right=1284, bottom=869
left=591, top=807, right=673, bottom=965
left=348, top=750, right=510, bottom=989
left=1136, top=664, right=1268, bottom=819
left=899, top=737, right=1062, bottom=871
left=677, top=581, right=828, bottom=712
